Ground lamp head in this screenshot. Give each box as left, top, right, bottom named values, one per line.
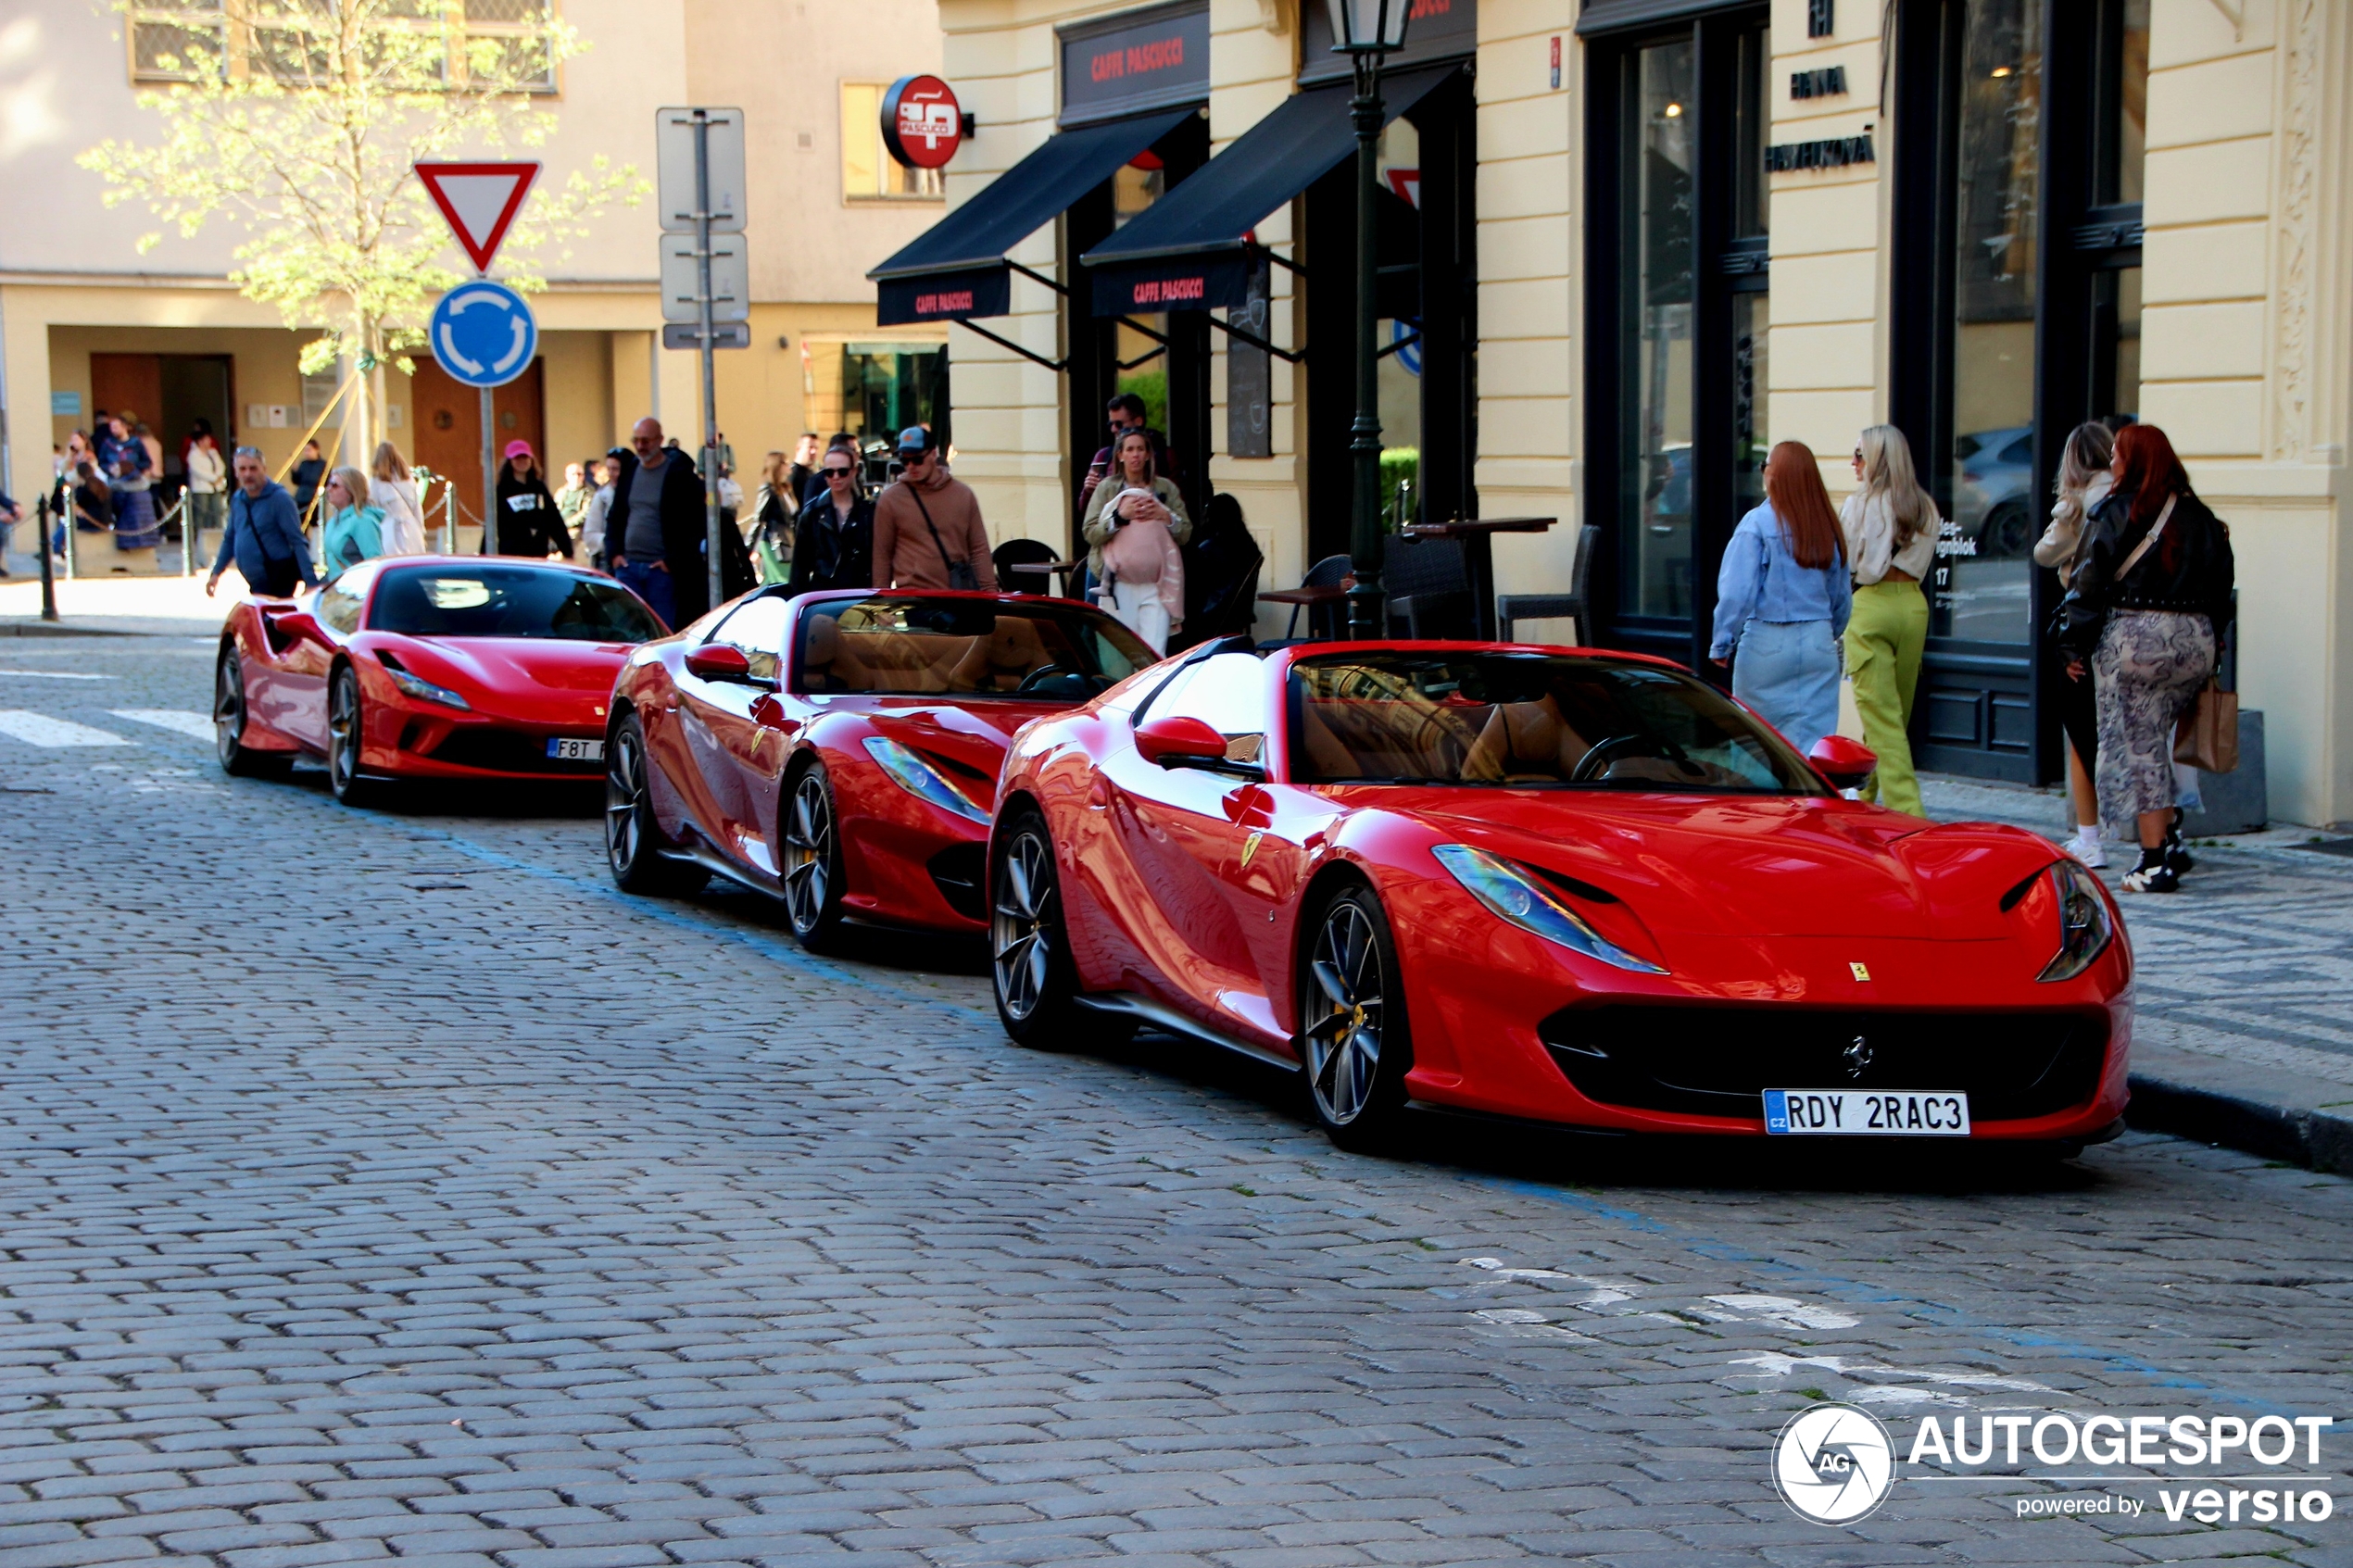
left=1327, top=0, right=1410, bottom=53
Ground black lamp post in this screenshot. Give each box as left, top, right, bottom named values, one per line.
left=1327, top=0, right=1411, bottom=640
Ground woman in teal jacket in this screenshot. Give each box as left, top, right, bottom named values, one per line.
left=320, top=467, right=385, bottom=573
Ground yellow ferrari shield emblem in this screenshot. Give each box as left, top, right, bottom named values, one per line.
left=1849, top=961, right=1871, bottom=982
left=1239, top=830, right=1265, bottom=870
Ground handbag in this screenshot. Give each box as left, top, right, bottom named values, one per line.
left=2174, top=680, right=2239, bottom=773
left=909, top=486, right=979, bottom=591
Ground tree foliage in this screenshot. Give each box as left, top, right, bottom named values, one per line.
left=79, top=0, right=644, bottom=449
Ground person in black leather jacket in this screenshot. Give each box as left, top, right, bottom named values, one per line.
left=789, top=446, right=874, bottom=596
left=2057, top=423, right=2234, bottom=892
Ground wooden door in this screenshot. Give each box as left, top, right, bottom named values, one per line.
left=89, top=354, right=164, bottom=435
left=407, top=358, right=547, bottom=533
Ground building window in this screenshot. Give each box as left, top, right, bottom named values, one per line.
left=128, top=0, right=558, bottom=93
left=840, top=83, right=947, bottom=202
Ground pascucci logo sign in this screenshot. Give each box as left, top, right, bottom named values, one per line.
left=1773, top=1404, right=1896, bottom=1524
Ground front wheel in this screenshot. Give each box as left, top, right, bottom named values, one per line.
left=327, top=665, right=374, bottom=807
left=215, top=646, right=291, bottom=779
left=1299, top=882, right=1415, bottom=1151
left=605, top=712, right=707, bottom=896
left=990, top=807, right=1092, bottom=1047
left=780, top=763, right=846, bottom=949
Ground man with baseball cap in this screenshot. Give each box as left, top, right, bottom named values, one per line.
left=871, top=425, right=997, bottom=592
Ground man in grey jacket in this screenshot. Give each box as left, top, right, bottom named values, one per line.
left=206, top=447, right=317, bottom=598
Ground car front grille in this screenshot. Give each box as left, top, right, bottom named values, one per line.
left=1538, top=1004, right=2109, bottom=1123
left=425, top=729, right=603, bottom=776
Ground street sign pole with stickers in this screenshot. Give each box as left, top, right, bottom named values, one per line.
left=656, top=107, right=747, bottom=610
left=416, top=161, right=541, bottom=556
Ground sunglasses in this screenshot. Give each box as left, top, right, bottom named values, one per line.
left=1852, top=449, right=1865, bottom=463
left=823, top=465, right=854, bottom=476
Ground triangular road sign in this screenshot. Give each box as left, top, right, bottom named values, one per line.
left=415, top=161, right=540, bottom=273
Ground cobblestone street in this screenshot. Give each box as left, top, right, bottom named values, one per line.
left=2, top=638, right=2348, bottom=1568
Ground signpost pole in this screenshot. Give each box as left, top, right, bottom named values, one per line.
left=695, top=109, right=724, bottom=613
left=480, top=381, right=497, bottom=558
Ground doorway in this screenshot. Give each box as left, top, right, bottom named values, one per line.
left=408, top=357, right=546, bottom=534
left=89, top=352, right=235, bottom=495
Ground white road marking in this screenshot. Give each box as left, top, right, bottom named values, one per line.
left=1705, top=1293, right=1861, bottom=1331
left=0, top=670, right=115, bottom=680
left=110, top=709, right=216, bottom=741
left=0, top=711, right=133, bottom=747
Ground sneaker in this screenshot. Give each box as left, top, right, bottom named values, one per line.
left=2064, top=833, right=2107, bottom=870
left=2121, top=859, right=2180, bottom=894
left=2162, top=823, right=2196, bottom=877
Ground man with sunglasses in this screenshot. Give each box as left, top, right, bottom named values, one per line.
left=787, top=445, right=875, bottom=596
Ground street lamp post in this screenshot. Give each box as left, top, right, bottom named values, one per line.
left=1328, top=0, right=1412, bottom=641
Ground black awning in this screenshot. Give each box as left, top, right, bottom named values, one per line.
left=1078, top=64, right=1460, bottom=317
left=867, top=107, right=1197, bottom=327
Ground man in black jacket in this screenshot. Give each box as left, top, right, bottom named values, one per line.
left=605, top=417, right=751, bottom=629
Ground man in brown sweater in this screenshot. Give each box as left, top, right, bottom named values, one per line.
left=871, top=426, right=998, bottom=591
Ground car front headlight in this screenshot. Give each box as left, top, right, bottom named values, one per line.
left=383, top=665, right=470, bottom=710
left=862, top=735, right=989, bottom=824
left=2037, top=858, right=2115, bottom=982
left=1432, top=844, right=1665, bottom=973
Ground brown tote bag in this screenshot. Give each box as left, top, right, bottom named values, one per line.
left=2175, top=680, right=2239, bottom=773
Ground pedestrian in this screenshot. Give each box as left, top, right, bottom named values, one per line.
left=370, top=442, right=427, bottom=557
left=1710, top=441, right=1853, bottom=757
left=0, top=487, right=19, bottom=576
left=71, top=460, right=114, bottom=538
left=2037, top=421, right=2118, bottom=867
left=98, top=412, right=159, bottom=549
left=806, top=433, right=856, bottom=507
left=2059, top=423, right=2234, bottom=893
left=185, top=426, right=228, bottom=566
left=753, top=449, right=798, bottom=584
left=1076, top=394, right=1149, bottom=523
left=788, top=444, right=875, bottom=596
left=319, top=467, right=385, bottom=572
left=492, top=440, right=570, bottom=558
left=1840, top=424, right=1939, bottom=816
left=555, top=460, right=592, bottom=535
left=717, top=462, right=744, bottom=539
left=1084, top=428, right=1189, bottom=652
left=1181, top=491, right=1265, bottom=643
left=872, top=425, right=997, bottom=591
left=606, top=417, right=753, bottom=629
left=207, top=445, right=317, bottom=598
left=291, top=438, right=327, bottom=525
left=135, top=420, right=166, bottom=511
left=786, top=433, right=819, bottom=512
left=580, top=447, right=629, bottom=573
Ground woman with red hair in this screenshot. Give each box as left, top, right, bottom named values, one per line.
left=2059, top=423, right=2235, bottom=892
left=1710, top=441, right=1852, bottom=756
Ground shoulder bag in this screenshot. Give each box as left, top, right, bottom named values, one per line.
left=908, top=486, right=979, bottom=591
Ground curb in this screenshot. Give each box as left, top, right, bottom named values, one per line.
left=0, top=621, right=134, bottom=638
left=2123, top=1049, right=2353, bottom=1176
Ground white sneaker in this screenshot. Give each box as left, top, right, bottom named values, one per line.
left=2064, top=833, right=2108, bottom=870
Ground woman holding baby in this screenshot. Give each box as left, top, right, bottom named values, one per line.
left=1081, top=429, right=1189, bottom=653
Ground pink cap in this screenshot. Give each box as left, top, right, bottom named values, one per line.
left=503, top=440, right=534, bottom=460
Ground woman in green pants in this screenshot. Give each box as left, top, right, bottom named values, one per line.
left=1838, top=426, right=1939, bottom=816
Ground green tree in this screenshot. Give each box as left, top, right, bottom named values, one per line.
left=80, top=0, right=643, bottom=453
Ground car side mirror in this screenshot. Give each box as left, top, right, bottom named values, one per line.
left=684, top=643, right=753, bottom=681
left=1135, top=714, right=1230, bottom=768
left=1809, top=734, right=1878, bottom=792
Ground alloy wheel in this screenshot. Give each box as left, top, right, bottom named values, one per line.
left=1304, top=896, right=1386, bottom=1126
left=214, top=650, right=245, bottom=771
left=991, top=826, right=1055, bottom=1023
left=605, top=724, right=647, bottom=878
left=781, top=769, right=836, bottom=938
left=327, top=669, right=365, bottom=801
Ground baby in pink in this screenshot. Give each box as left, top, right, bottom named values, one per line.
left=1096, top=488, right=1185, bottom=653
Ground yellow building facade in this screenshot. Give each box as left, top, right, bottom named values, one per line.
left=907, top=0, right=2353, bottom=826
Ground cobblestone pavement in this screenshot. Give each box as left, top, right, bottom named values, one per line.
left=2, top=639, right=2348, bottom=1568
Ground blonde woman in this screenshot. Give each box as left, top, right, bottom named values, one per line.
left=371, top=442, right=427, bottom=556
left=2036, top=422, right=2117, bottom=866
left=319, top=467, right=384, bottom=571
left=1840, top=425, right=1939, bottom=816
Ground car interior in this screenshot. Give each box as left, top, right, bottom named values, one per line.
left=796, top=601, right=1151, bottom=698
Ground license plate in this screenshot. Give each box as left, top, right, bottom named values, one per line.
left=1764, top=1089, right=1971, bottom=1136
left=547, top=736, right=604, bottom=761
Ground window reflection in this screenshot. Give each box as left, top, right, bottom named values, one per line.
left=1621, top=40, right=1696, bottom=621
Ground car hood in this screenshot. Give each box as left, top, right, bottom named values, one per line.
left=369, top=634, right=629, bottom=715
left=1395, top=789, right=2054, bottom=940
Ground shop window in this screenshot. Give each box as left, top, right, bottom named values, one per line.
left=841, top=83, right=948, bottom=202
left=1622, top=38, right=1697, bottom=622
left=839, top=344, right=950, bottom=458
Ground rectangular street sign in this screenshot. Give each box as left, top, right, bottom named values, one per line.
left=655, top=107, right=746, bottom=233
left=662, top=320, right=751, bottom=351
left=659, top=232, right=750, bottom=322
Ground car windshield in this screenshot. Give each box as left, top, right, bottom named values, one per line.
left=1290, top=651, right=1824, bottom=794
left=369, top=566, right=665, bottom=642
left=796, top=596, right=1159, bottom=699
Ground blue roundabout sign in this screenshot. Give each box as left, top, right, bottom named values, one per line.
left=429, top=280, right=537, bottom=388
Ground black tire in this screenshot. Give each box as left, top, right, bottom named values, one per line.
left=989, top=806, right=1091, bottom=1047
left=326, top=665, right=375, bottom=807
left=779, top=762, right=847, bottom=949
left=214, top=645, right=292, bottom=779
left=604, top=711, right=708, bottom=896
left=1298, top=882, right=1415, bottom=1151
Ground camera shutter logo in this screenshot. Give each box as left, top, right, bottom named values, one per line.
left=1773, top=1403, right=1895, bottom=1524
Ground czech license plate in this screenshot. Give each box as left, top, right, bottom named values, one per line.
left=1764, top=1089, right=1971, bottom=1136
left=547, top=736, right=604, bottom=762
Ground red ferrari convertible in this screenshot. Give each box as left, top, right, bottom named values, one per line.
left=987, top=639, right=2133, bottom=1153
left=214, top=557, right=665, bottom=805
left=602, top=587, right=1162, bottom=948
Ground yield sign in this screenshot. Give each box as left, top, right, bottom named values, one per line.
left=415, top=161, right=540, bottom=273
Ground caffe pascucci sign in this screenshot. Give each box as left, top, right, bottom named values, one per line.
left=1058, top=0, right=1210, bottom=128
